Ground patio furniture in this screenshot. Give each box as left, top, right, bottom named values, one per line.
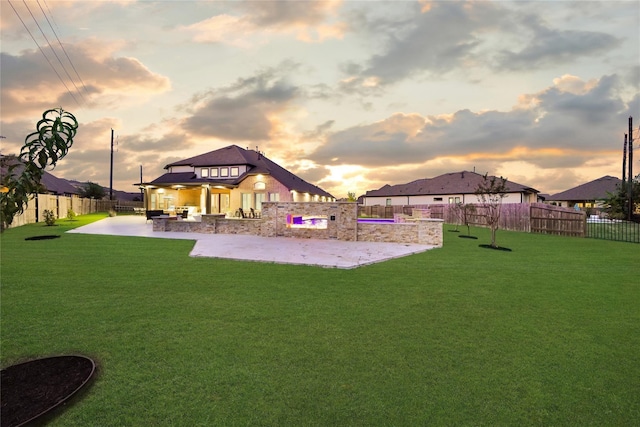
left=146, top=210, right=164, bottom=222
left=180, top=210, right=188, bottom=219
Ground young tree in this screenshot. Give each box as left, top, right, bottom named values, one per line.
left=460, top=203, right=477, bottom=237
left=78, top=182, right=106, bottom=199
left=604, top=174, right=639, bottom=220
left=0, top=108, right=78, bottom=231
left=449, top=202, right=477, bottom=235
left=475, top=173, right=509, bottom=248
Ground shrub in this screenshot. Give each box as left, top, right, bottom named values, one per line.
left=108, top=209, right=117, bottom=217
left=66, top=208, right=77, bottom=221
left=43, top=209, right=57, bottom=226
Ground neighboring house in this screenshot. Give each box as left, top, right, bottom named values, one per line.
left=363, top=171, right=539, bottom=206
left=0, top=154, right=78, bottom=196
left=66, top=179, right=142, bottom=201
left=139, top=145, right=334, bottom=215
left=545, top=175, right=621, bottom=210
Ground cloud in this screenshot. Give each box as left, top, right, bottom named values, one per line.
left=496, top=14, right=620, bottom=71
left=0, top=39, right=171, bottom=120
left=181, top=64, right=300, bottom=141
left=340, top=1, right=622, bottom=93
left=309, top=74, right=631, bottom=172
left=180, top=0, right=345, bottom=46
left=340, top=1, right=506, bottom=90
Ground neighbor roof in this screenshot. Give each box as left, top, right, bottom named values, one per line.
left=149, top=145, right=334, bottom=198
left=365, top=171, right=538, bottom=197
left=546, top=176, right=621, bottom=201
left=0, top=155, right=78, bottom=195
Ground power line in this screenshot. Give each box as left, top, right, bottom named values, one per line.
left=7, top=0, right=80, bottom=107
left=36, top=0, right=91, bottom=99
left=22, top=0, right=86, bottom=105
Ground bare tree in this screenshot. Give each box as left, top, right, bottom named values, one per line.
left=475, top=174, right=508, bottom=248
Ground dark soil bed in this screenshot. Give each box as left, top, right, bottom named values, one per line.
left=24, top=235, right=60, bottom=241
left=1, top=356, right=96, bottom=427
left=479, top=244, right=512, bottom=252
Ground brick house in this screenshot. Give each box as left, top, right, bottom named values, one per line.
left=139, top=145, right=334, bottom=216
left=363, top=171, right=539, bottom=207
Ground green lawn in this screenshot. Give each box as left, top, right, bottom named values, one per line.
left=1, top=215, right=638, bottom=426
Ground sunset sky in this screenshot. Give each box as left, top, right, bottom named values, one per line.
left=1, top=0, right=639, bottom=198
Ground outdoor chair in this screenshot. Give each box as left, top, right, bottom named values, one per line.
left=238, top=208, right=247, bottom=218
left=146, top=210, right=164, bottom=222
left=180, top=210, right=188, bottom=219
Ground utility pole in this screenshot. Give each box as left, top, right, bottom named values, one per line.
left=628, top=117, right=633, bottom=220
left=622, top=134, right=627, bottom=185
left=140, top=165, right=144, bottom=200
left=110, top=128, right=114, bottom=201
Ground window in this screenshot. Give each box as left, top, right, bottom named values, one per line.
left=201, top=168, right=209, bottom=178
left=220, top=167, right=229, bottom=177
left=386, top=198, right=392, bottom=206
left=255, top=193, right=266, bottom=211
left=230, top=167, right=239, bottom=177
left=241, top=193, right=251, bottom=210
left=434, top=197, right=443, bottom=202
left=210, top=168, right=219, bottom=177
left=269, top=192, right=280, bottom=202
left=254, top=182, right=266, bottom=190
left=455, top=197, right=461, bottom=203
left=448, top=197, right=454, bottom=204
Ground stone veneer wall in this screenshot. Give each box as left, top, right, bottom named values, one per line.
left=152, top=215, right=262, bottom=235
left=356, top=219, right=443, bottom=247
left=260, top=201, right=357, bottom=241
left=152, top=202, right=443, bottom=246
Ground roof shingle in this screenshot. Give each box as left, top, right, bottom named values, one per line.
left=546, top=176, right=621, bottom=201
left=366, top=171, right=538, bottom=197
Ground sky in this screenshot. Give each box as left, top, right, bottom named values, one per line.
left=1, top=0, right=639, bottom=198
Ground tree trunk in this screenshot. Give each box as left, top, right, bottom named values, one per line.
left=491, top=225, right=497, bottom=247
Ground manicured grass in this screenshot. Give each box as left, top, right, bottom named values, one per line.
left=1, top=216, right=638, bottom=425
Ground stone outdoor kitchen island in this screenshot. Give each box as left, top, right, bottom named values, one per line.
left=152, top=201, right=443, bottom=247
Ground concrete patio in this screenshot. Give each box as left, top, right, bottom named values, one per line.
left=67, top=215, right=437, bottom=269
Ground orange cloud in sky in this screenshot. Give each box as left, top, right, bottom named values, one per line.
left=180, top=0, right=345, bottom=46
left=1, top=39, right=171, bottom=120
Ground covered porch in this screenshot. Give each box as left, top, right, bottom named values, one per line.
left=139, top=183, right=235, bottom=218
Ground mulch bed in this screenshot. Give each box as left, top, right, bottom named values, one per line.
left=1, top=356, right=96, bottom=427
left=478, top=244, right=512, bottom=252
left=24, top=235, right=60, bottom=241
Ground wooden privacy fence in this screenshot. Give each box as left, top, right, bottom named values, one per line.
left=359, top=203, right=586, bottom=237
left=6, top=194, right=141, bottom=229
left=529, top=204, right=586, bottom=237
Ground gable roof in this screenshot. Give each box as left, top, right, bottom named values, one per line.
left=0, top=155, right=78, bottom=195
left=365, top=171, right=538, bottom=197
left=546, top=176, right=621, bottom=201
left=151, top=145, right=334, bottom=198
